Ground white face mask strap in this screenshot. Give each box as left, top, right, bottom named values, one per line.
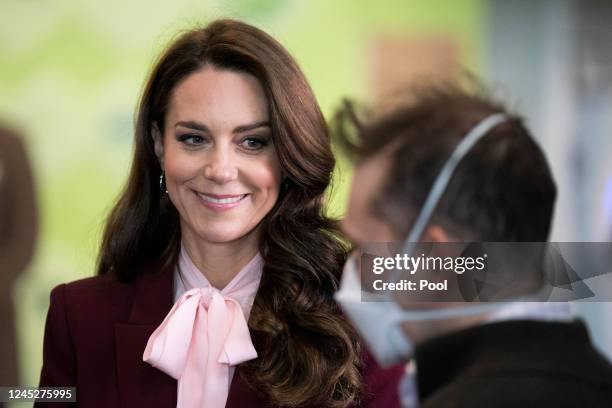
left=399, top=113, right=508, bottom=259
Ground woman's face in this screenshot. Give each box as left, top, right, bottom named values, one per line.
left=153, top=66, right=282, bottom=245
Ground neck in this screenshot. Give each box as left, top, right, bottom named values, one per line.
left=181, top=225, right=261, bottom=290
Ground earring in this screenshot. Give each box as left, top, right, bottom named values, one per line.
left=159, top=172, right=168, bottom=194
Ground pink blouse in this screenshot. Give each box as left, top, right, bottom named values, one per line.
left=143, top=244, right=263, bottom=407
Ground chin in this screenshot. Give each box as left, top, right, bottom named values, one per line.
left=195, top=225, right=255, bottom=244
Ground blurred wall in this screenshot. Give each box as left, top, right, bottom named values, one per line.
left=487, top=0, right=612, bottom=360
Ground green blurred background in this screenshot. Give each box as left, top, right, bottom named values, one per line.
left=1, top=0, right=486, bottom=391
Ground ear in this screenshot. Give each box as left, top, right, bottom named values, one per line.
left=422, top=225, right=454, bottom=243
left=151, top=123, right=165, bottom=170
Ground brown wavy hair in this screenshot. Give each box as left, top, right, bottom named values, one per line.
left=96, top=19, right=361, bottom=407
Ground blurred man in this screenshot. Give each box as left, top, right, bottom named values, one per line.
left=334, top=86, right=612, bottom=407
left=0, top=125, right=38, bottom=387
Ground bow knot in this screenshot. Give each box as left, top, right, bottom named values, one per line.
left=193, top=287, right=216, bottom=308
left=143, top=287, right=258, bottom=407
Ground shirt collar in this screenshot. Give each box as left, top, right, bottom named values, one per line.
left=173, top=243, right=263, bottom=317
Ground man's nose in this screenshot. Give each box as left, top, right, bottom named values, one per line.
left=203, top=145, right=238, bottom=184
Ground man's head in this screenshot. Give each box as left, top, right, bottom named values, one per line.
left=334, top=85, right=559, bottom=362
left=337, top=85, right=557, bottom=246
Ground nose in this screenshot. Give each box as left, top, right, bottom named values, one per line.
left=203, top=144, right=238, bottom=184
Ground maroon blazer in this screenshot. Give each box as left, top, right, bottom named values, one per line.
left=36, top=262, right=404, bottom=407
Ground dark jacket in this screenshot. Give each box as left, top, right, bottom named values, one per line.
left=416, top=319, right=612, bottom=407
left=36, top=261, right=404, bottom=407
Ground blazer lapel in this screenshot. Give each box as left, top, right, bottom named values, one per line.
left=226, top=368, right=264, bottom=407
left=115, top=263, right=177, bottom=408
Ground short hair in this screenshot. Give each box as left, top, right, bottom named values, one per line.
left=334, top=84, right=557, bottom=241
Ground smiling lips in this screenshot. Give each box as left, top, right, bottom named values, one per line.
left=195, top=191, right=248, bottom=211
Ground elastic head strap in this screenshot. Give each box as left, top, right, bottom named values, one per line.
left=394, top=113, right=508, bottom=281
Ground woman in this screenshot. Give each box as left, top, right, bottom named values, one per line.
left=37, top=19, right=403, bottom=407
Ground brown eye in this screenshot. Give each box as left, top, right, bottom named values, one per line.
left=241, top=137, right=268, bottom=151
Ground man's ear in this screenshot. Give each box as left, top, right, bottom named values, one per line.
left=151, top=123, right=164, bottom=170
left=422, top=225, right=454, bottom=243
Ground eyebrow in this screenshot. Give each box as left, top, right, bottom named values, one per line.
left=174, top=120, right=270, bottom=133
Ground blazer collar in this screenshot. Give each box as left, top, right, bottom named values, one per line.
left=128, top=261, right=176, bottom=324
left=114, top=262, right=177, bottom=407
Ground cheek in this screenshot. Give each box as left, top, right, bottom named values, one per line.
left=163, top=145, right=198, bottom=183
left=345, top=202, right=399, bottom=243
left=248, top=156, right=282, bottom=197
